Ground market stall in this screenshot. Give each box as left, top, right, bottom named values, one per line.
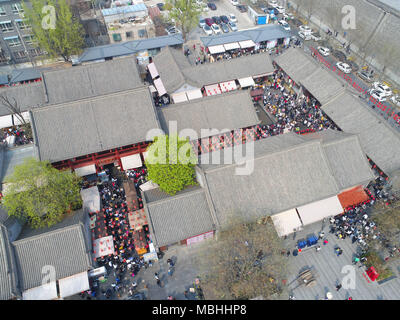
left=147, top=62, right=159, bottom=79
left=58, top=271, right=90, bottom=299
left=74, top=164, right=97, bottom=177
left=219, top=80, right=237, bottom=93
left=171, top=91, right=188, bottom=103
left=153, top=78, right=167, bottom=96
left=121, top=154, right=142, bottom=170
left=186, top=88, right=203, bottom=101
left=208, top=45, right=226, bottom=54
left=238, top=77, right=255, bottom=88
left=271, top=209, right=303, bottom=237
left=238, top=40, right=256, bottom=49
left=297, top=196, right=344, bottom=226
left=22, top=282, right=58, bottom=300
left=93, top=235, right=115, bottom=259
left=223, top=42, right=240, bottom=51
left=204, top=83, right=222, bottom=96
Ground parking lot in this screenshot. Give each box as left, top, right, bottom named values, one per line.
left=187, top=0, right=256, bottom=41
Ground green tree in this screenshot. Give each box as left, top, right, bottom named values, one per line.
left=2, top=158, right=82, bottom=228
left=145, top=134, right=198, bottom=195
left=166, top=0, right=201, bottom=42
left=22, top=0, right=85, bottom=62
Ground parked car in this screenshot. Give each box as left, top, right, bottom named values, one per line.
left=207, top=2, right=216, bottom=10
left=220, top=15, right=229, bottom=24
left=199, top=18, right=206, bottom=28
left=336, top=61, right=352, bottom=73
left=211, top=23, right=222, bottom=35
left=236, top=4, right=247, bottom=12
left=268, top=0, right=278, bottom=7
left=331, top=50, right=346, bottom=61
left=356, top=70, right=374, bottom=83
left=203, top=24, right=213, bottom=35
left=283, top=12, right=294, bottom=20
left=298, top=31, right=311, bottom=40
left=369, top=89, right=387, bottom=102
left=231, top=0, right=239, bottom=5
left=166, top=26, right=181, bottom=35
left=229, top=13, right=237, bottom=23
left=228, top=21, right=238, bottom=31
left=346, top=60, right=359, bottom=72
left=276, top=5, right=285, bottom=14
left=391, top=94, right=400, bottom=107
left=212, top=16, right=222, bottom=24
left=372, top=82, right=392, bottom=97
left=205, top=18, right=214, bottom=26
left=220, top=22, right=230, bottom=33
left=317, top=46, right=330, bottom=56
left=299, top=25, right=312, bottom=34
left=156, top=3, right=164, bottom=11
left=310, top=32, right=322, bottom=41
left=278, top=20, right=290, bottom=31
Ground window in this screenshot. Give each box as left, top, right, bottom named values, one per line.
left=29, top=48, right=42, bottom=56
left=23, top=34, right=35, bottom=45
left=16, top=20, right=30, bottom=29
left=14, top=50, right=26, bottom=59
left=112, top=33, right=122, bottom=42
left=5, top=36, right=21, bottom=47
left=126, top=31, right=132, bottom=38
left=0, top=21, right=13, bottom=32
left=12, top=3, right=24, bottom=14
left=0, top=6, right=6, bottom=16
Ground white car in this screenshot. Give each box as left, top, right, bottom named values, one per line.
left=369, top=89, right=387, bottom=102
left=336, top=62, right=352, bottom=73
left=391, top=94, right=400, bottom=107
left=203, top=25, right=213, bottom=36
left=278, top=20, right=290, bottom=31
left=229, top=13, right=237, bottom=23
left=317, top=46, right=330, bottom=56
left=298, top=31, right=311, bottom=40
left=283, top=12, right=294, bottom=20
left=211, top=23, right=222, bottom=35
left=299, top=25, right=312, bottom=34
left=230, top=0, right=239, bottom=5
left=372, top=82, right=392, bottom=97
left=276, top=5, right=285, bottom=14
left=268, top=0, right=278, bottom=7
left=310, top=32, right=322, bottom=41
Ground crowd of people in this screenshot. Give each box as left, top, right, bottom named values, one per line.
left=1, top=125, right=32, bottom=146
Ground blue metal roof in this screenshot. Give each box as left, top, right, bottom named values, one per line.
left=10, top=68, right=41, bottom=83
left=101, top=3, right=147, bottom=16
left=79, top=34, right=184, bottom=62
left=0, top=74, right=8, bottom=85
left=201, top=24, right=291, bottom=47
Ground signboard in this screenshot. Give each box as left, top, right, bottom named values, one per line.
left=186, top=231, right=214, bottom=246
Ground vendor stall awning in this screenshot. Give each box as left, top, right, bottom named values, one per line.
left=147, top=62, right=159, bottom=79
left=297, top=196, right=344, bottom=226
left=219, top=80, right=237, bottom=93
left=74, top=164, right=96, bottom=177
left=22, top=282, right=58, bottom=300
left=186, top=88, right=203, bottom=101
left=58, top=272, right=90, bottom=299
left=93, top=235, right=114, bottom=258
left=223, top=42, right=240, bottom=51
left=121, top=154, right=142, bottom=170
left=80, top=186, right=100, bottom=213
left=239, top=40, right=256, bottom=49
left=204, top=83, right=222, bottom=96
left=153, top=78, right=167, bottom=96
left=171, top=91, right=188, bottom=103
left=238, top=77, right=255, bottom=88
left=0, top=115, right=13, bottom=129
left=208, top=45, right=225, bottom=54
left=139, top=180, right=159, bottom=192
left=271, top=209, right=303, bottom=237
left=337, top=186, right=369, bottom=210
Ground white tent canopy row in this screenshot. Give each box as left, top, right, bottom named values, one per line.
left=219, top=80, right=237, bottom=93
left=121, top=153, right=143, bottom=170
left=271, top=209, right=303, bottom=237
left=223, top=42, right=240, bottom=51
left=171, top=91, right=188, bottom=103
left=0, top=112, right=30, bottom=130
left=153, top=78, right=167, bottom=96
left=22, top=282, right=58, bottom=300
left=58, top=272, right=90, bottom=298
left=147, top=62, right=159, bottom=79
left=239, top=40, right=256, bottom=49
left=186, top=88, right=203, bottom=100
left=238, top=77, right=255, bottom=88
left=208, top=45, right=225, bottom=54
left=297, top=196, right=344, bottom=226
left=74, top=164, right=96, bottom=177
left=205, top=83, right=222, bottom=96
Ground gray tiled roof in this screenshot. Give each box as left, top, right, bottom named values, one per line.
left=199, top=133, right=343, bottom=226
left=144, top=187, right=215, bottom=247
left=153, top=47, right=274, bottom=93
left=30, top=87, right=160, bottom=162
left=158, top=90, right=260, bottom=139
left=43, top=57, right=143, bottom=105
left=322, top=91, right=400, bottom=174
left=12, top=210, right=92, bottom=291
left=0, top=224, right=18, bottom=300
left=299, top=129, right=375, bottom=190
left=200, top=24, right=291, bottom=47
left=10, top=68, right=41, bottom=84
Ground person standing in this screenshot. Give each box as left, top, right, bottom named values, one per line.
left=336, top=284, right=342, bottom=291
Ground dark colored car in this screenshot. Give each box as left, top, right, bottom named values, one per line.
left=345, top=60, right=359, bottom=72
left=220, top=15, right=229, bottom=24
left=331, top=50, right=346, bottom=61
left=207, top=2, right=217, bottom=10
left=357, top=70, right=374, bottom=83
left=236, top=5, right=247, bottom=12
left=220, top=22, right=229, bottom=33
left=205, top=18, right=214, bottom=27
left=212, top=16, right=222, bottom=25
left=156, top=3, right=164, bottom=10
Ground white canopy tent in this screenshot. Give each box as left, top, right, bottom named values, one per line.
left=238, top=40, right=256, bottom=49
left=153, top=78, right=167, bottom=96
left=58, top=272, right=90, bottom=299
left=121, top=154, right=143, bottom=170
left=93, top=235, right=115, bottom=258
left=271, top=209, right=303, bottom=237
left=223, top=42, right=240, bottom=51
left=0, top=115, right=14, bottom=129
left=297, top=196, right=344, bottom=226
left=22, top=282, right=58, bottom=300
left=219, top=80, right=237, bottom=93
left=208, top=45, right=226, bottom=54
left=80, top=186, right=101, bottom=213
left=147, top=62, right=159, bottom=79
left=204, top=84, right=222, bottom=96
left=139, top=180, right=159, bottom=192
left=74, top=164, right=96, bottom=177
left=171, top=91, right=188, bottom=103
left=186, top=89, right=203, bottom=101
left=238, top=77, right=255, bottom=88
